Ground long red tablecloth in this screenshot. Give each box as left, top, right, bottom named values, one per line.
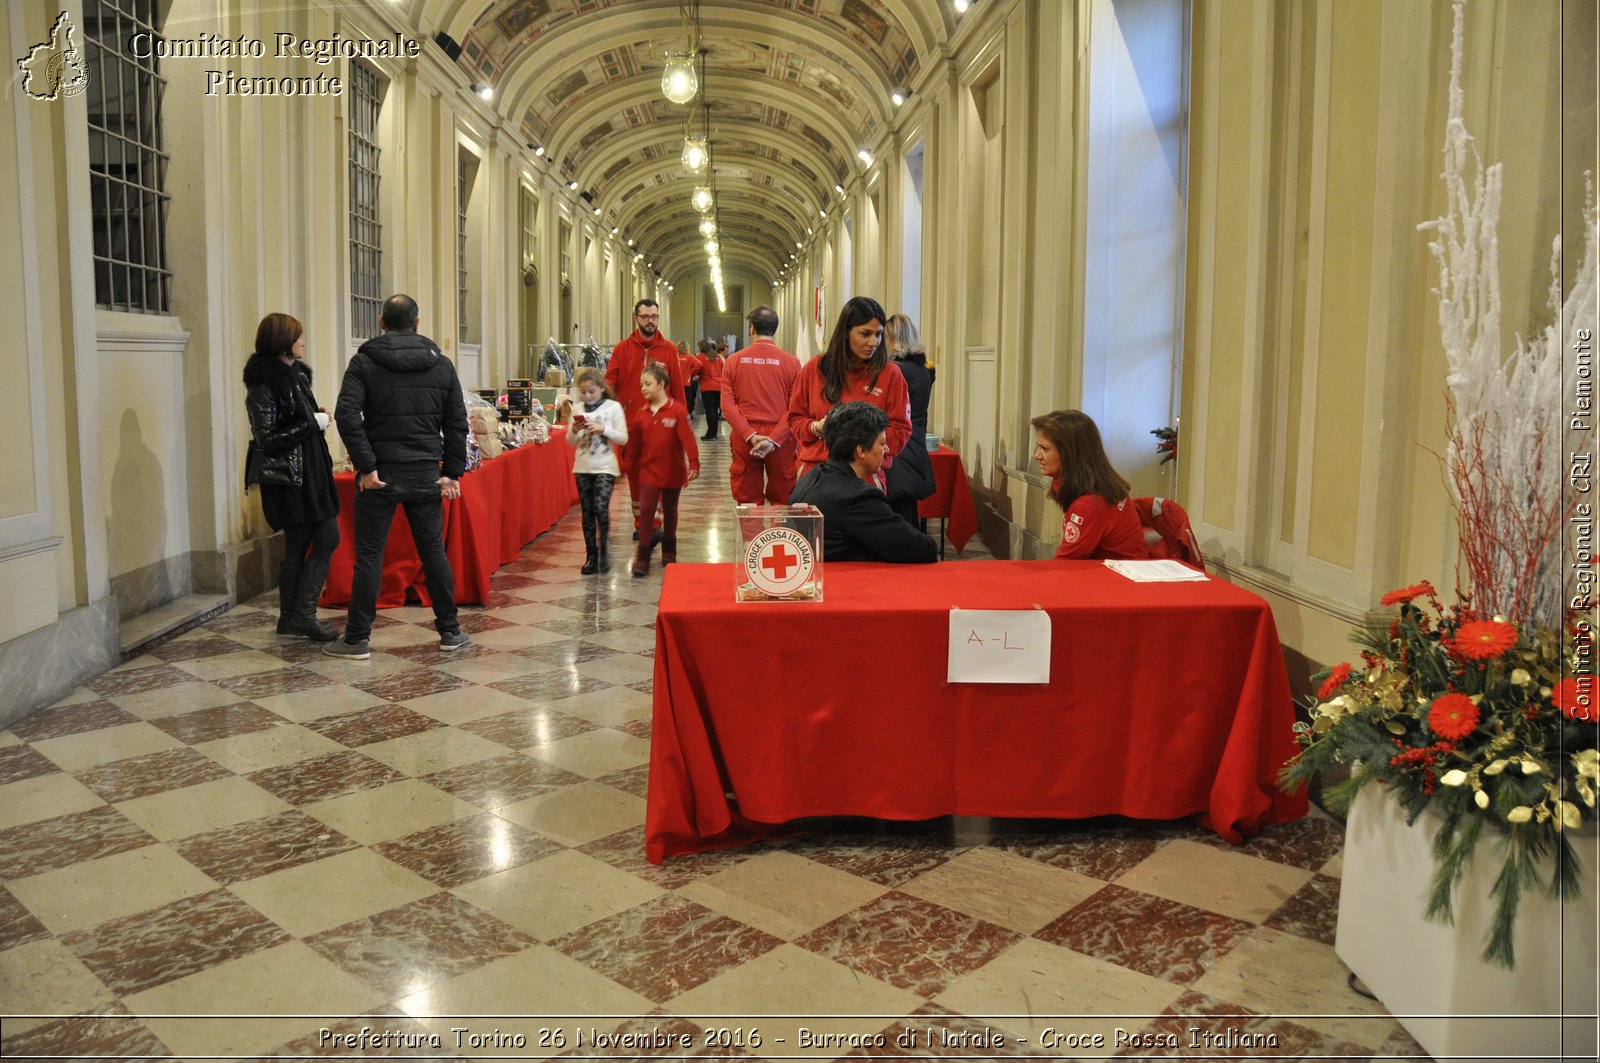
left=320, top=430, right=577, bottom=608
left=646, top=560, right=1306, bottom=863
left=919, top=445, right=979, bottom=551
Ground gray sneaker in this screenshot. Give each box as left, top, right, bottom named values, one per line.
left=323, top=637, right=370, bottom=660
left=439, top=629, right=471, bottom=652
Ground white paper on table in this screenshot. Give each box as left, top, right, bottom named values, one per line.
left=947, top=608, right=1051, bottom=684
left=1102, top=558, right=1209, bottom=582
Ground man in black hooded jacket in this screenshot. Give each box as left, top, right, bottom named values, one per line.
left=326, top=294, right=471, bottom=659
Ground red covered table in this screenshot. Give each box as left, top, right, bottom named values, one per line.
left=646, top=560, right=1306, bottom=863
left=919, top=445, right=979, bottom=553
left=320, top=429, right=578, bottom=608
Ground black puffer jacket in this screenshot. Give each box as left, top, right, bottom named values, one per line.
left=243, top=355, right=320, bottom=488
left=334, top=329, right=468, bottom=479
left=885, top=355, right=936, bottom=503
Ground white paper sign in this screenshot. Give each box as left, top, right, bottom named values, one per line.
left=947, top=608, right=1052, bottom=684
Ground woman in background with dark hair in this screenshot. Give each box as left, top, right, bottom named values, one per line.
left=1030, top=409, right=1147, bottom=561
left=883, top=313, right=936, bottom=525
left=243, top=313, right=341, bottom=640
left=785, top=295, right=911, bottom=478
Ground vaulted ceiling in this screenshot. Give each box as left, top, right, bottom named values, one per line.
left=410, top=0, right=959, bottom=285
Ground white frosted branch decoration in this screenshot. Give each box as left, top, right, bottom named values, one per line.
left=1418, top=0, right=1596, bottom=628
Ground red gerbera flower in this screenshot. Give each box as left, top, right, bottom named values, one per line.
left=1428, top=692, right=1480, bottom=740
left=1381, top=580, right=1436, bottom=607
left=1318, top=662, right=1352, bottom=701
left=1451, top=620, right=1517, bottom=661
left=1552, top=677, right=1596, bottom=722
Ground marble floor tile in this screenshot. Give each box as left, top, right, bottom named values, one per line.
left=527, top=727, right=651, bottom=778
left=244, top=684, right=391, bottom=723
left=0, top=744, right=65, bottom=785
left=394, top=943, right=653, bottom=1033
left=86, top=663, right=195, bottom=698
left=544, top=684, right=654, bottom=727
left=934, top=936, right=1186, bottom=1051
left=459, top=704, right=599, bottom=749
left=107, top=680, right=245, bottom=720
left=595, top=761, right=651, bottom=799
left=349, top=668, right=470, bottom=704
left=146, top=633, right=252, bottom=662
left=228, top=848, right=441, bottom=938
left=1034, top=882, right=1253, bottom=985
left=572, top=652, right=656, bottom=687
left=1188, top=811, right=1347, bottom=871
left=354, top=726, right=509, bottom=776
left=127, top=941, right=387, bottom=1059
left=300, top=703, right=447, bottom=747
left=478, top=601, right=585, bottom=627
left=453, top=610, right=521, bottom=634
left=0, top=770, right=106, bottom=831
left=451, top=849, right=665, bottom=941
left=664, top=943, right=922, bottom=1044
left=61, top=887, right=292, bottom=996
left=677, top=849, right=891, bottom=941
left=0, top=885, right=52, bottom=952
left=0, top=1003, right=171, bottom=1060
left=8, top=843, right=218, bottom=935
left=1113, top=838, right=1315, bottom=924
left=420, top=751, right=588, bottom=810
left=397, top=682, right=546, bottom=724
left=577, top=626, right=659, bottom=654
left=0, top=939, right=121, bottom=1032
left=145, top=700, right=287, bottom=744
left=460, top=624, right=574, bottom=651
left=297, top=652, right=427, bottom=682
left=989, top=820, right=1172, bottom=882
left=246, top=749, right=408, bottom=805
left=9, top=699, right=140, bottom=743
left=191, top=722, right=349, bottom=774
left=71, top=746, right=236, bottom=803
left=785, top=823, right=965, bottom=888
left=793, top=890, right=1021, bottom=998
left=29, top=721, right=186, bottom=773
left=1137, top=988, right=1380, bottom=1061
left=431, top=651, right=553, bottom=684
left=897, top=847, right=1107, bottom=936
left=302, top=778, right=482, bottom=845
left=113, top=774, right=293, bottom=842
left=0, top=805, right=154, bottom=878
left=171, top=648, right=291, bottom=682
left=494, top=780, right=646, bottom=847
left=1189, top=926, right=1397, bottom=1048
left=1263, top=872, right=1341, bottom=945
left=305, top=891, right=540, bottom=1000
left=373, top=812, right=565, bottom=889
left=212, top=665, right=336, bottom=702
left=551, top=892, right=783, bottom=1003
left=514, top=638, right=623, bottom=668
left=171, top=809, right=361, bottom=885
left=488, top=669, right=615, bottom=703
left=578, top=826, right=763, bottom=890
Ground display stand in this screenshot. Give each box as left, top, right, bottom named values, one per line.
left=505, top=378, right=533, bottom=420
left=734, top=504, right=824, bottom=602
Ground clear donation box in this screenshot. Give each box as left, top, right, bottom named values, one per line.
left=734, top=504, right=824, bottom=602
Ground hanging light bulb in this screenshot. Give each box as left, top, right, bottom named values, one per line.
left=661, top=52, right=698, bottom=104
left=698, top=218, right=717, bottom=238
left=692, top=186, right=714, bottom=213
left=681, top=133, right=708, bottom=172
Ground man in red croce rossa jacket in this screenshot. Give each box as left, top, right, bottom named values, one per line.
left=606, top=298, right=686, bottom=534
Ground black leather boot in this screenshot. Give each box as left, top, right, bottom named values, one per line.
left=283, top=558, right=338, bottom=641
left=662, top=537, right=677, bottom=565
left=276, top=561, right=301, bottom=635
left=580, top=514, right=599, bottom=574
left=596, top=516, right=610, bottom=571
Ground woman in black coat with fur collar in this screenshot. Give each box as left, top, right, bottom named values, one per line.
left=243, top=313, right=340, bottom=641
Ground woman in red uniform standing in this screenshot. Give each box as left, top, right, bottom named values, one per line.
left=1030, top=409, right=1148, bottom=560
left=786, top=296, right=911, bottom=479
left=698, top=340, right=726, bottom=441
left=631, top=362, right=699, bottom=577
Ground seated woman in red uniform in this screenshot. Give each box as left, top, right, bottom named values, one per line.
left=1030, top=409, right=1148, bottom=561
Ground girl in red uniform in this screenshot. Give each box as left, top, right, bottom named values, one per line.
left=786, top=296, right=912, bottom=478
left=631, top=362, right=699, bottom=576
left=1031, top=409, right=1148, bottom=561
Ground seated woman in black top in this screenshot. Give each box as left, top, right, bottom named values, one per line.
left=790, top=402, right=938, bottom=564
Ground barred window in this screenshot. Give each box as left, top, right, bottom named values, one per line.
left=457, top=153, right=470, bottom=345
left=84, top=0, right=171, bottom=313
left=348, top=62, right=383, bottom=339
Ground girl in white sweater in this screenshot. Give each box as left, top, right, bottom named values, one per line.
left=568, top=367, right=630, bottom=573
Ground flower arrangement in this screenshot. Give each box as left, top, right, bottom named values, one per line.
left=1150, top=424, right=1178, bottom=465
left=1280, top=583, right=1596, bottom=968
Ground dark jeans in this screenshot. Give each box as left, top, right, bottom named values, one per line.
left=701, top=390, right=722, bottom=438
left=345, top=464, right=458, bottom=642
left=282, top=517, right=340, bottom=566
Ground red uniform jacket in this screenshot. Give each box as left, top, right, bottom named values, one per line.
left=698, top=354, right=724, bottom=392
left=606, top=330, right=686, bottom=421
left=631, top=398, right=700, bottom=488
left=1053, top=492, right=1149, bottom=561
left=723, top=341, right=802, bottom=447
left=785, top=358, right=912, bottom=468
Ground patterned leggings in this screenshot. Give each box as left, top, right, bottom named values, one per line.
left=575, top=473, right=615, bottom=552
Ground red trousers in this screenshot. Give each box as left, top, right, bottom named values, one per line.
left=730, top=435, right=796, bottom=505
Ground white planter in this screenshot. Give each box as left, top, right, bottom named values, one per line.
left=1336, top=785, right=1598, bottom=1062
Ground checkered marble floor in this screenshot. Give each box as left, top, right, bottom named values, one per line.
left=0, top=436, right=1429, bottom=1061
